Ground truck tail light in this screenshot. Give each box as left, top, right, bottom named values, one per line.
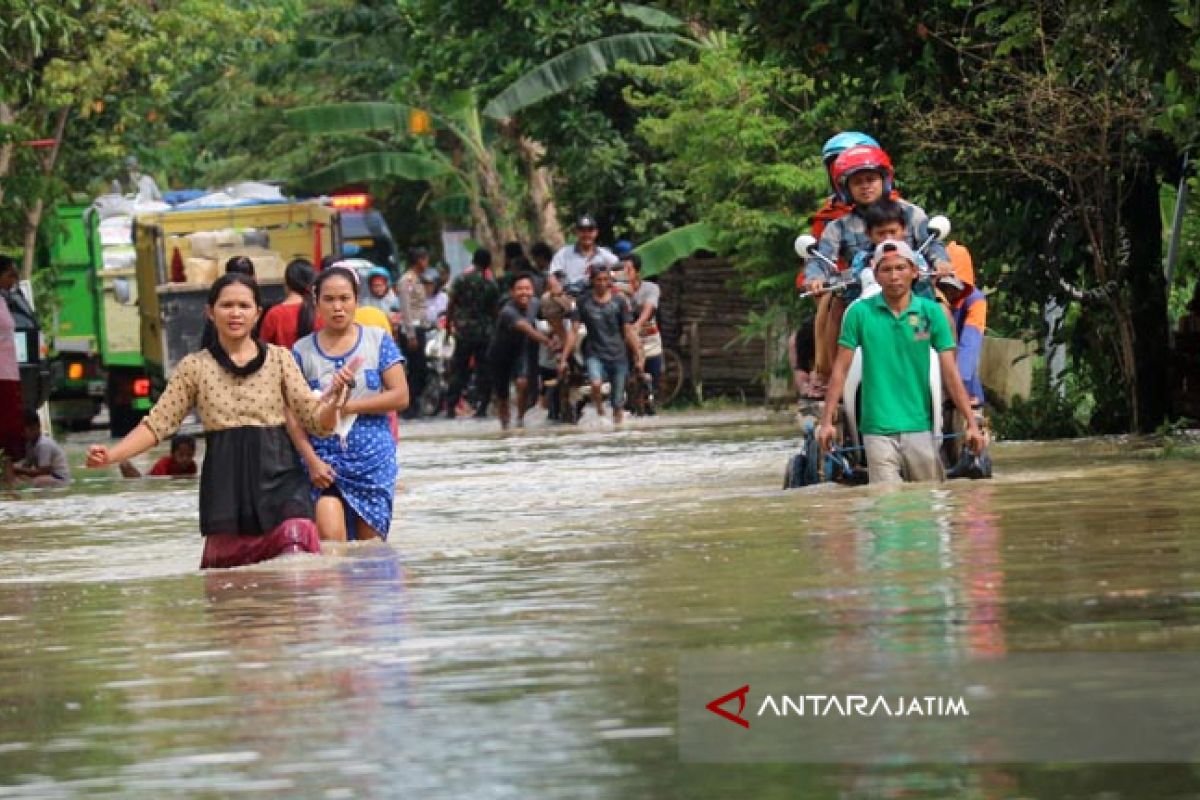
left=330, top=194, right=369, bottom=210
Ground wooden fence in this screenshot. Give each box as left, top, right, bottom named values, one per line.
left=656, top=256, right=778, bottom=401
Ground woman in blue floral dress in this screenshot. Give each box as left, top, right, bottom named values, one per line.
left=289, top=266, right=409, bottom=541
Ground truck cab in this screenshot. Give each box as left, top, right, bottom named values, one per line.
left=329, top=194, right=399, bottom=278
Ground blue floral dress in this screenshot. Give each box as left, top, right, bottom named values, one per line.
left=292, top=325, right=404, bottom=538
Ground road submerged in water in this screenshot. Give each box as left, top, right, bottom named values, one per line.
left=1, top=409, right=1199, bottom=798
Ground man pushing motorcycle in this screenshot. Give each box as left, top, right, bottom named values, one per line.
left=817, top=239, right=985, bottom=484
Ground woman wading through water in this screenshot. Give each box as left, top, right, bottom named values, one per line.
left=289, top=266, right=409, bottom=543
left=86, top=273, right=354, bottom=568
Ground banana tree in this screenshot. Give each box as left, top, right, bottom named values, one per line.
left=480, top=5, right=694, bottom=248
left=285, top=95, right=519, bottom=254
left=286, top=4, right=700, bottom=257
left=633, top=222, right=715, bottom=278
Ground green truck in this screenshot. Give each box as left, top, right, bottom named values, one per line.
left=42, top=203, right=152, bottom=436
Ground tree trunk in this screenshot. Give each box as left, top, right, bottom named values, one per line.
left=0, top=102, right=13, bottom=206
left=451, top=143, right=498, bottom=256
left=517, top=136, right=564, bottom=249
left=467, top=188, right=498, bottom=257
left=1121, top=166, right=1170, bottom=432
left=19, top=107, right=69, bottom=280
left=21, top=200, right=44, bottom=281
left=474, top=147, right=517, bottom=251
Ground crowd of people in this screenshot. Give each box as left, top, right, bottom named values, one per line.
left=440, top=215, right=660, bottom=429
left=56, top=214, right=652, bottom=567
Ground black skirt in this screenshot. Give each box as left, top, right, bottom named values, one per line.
left=199, top=425, right=313, bottom=536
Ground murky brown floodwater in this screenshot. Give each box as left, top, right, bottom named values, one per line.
left=2, top=411, right=1200, bottom=798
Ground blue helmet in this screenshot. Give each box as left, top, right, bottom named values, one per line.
left=365, top=266, right=392, bottom=284
left=821, top=131, right=880, bottom=168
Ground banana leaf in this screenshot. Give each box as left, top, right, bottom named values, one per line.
left=429, top=194, right=472, bottom=219
left=285, top=102, right=409, bottom=135
left=634, top=222, right=717, bottom=277
left=298, top=152, right=452, bottom=192
left=483, top=33, right=693, bottom=120
left=619, top=3, right=686, bottom=30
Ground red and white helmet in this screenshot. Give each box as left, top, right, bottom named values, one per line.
left=830, top=144, right=894, bottom=201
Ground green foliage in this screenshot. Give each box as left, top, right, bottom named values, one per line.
left=634, top=222, right=714, bottom=276
left=483, top=33, right=693, bottom=120
left=619, top=3, right=686, bottom=30
left=285, top=103, right=412, bottom=136
left=989, top=368, right=1091, bottom=441
left=626, top=39, right=826, bottom=305
left=0, top=0, right=293, bottom=262
left=298, top=152, right=454, bottom=193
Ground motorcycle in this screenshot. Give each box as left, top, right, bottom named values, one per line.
left=420, top=318, right=454, bottom=417
left=784, top=216, right=993, bottom=488
left=535, top=320, right=612, bottom=424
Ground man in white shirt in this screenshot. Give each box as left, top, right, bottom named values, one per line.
left=422, top=268, right=448, bottom=327
left=549, top=214, right=618, bottom=295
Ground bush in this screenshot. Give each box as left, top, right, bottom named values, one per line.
left=989, top=370, right=1091, bottom=440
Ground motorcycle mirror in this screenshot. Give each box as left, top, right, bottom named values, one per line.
left=928, top=215, right=951, bottom=240
left=794, top=234, right=818, bottom=257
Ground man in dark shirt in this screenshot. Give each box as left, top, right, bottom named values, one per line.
left=488, top=274, right=553, bottom=430
left=566, top=264, right=644, bottom=424
left=446, top=249, right=501, bottom=418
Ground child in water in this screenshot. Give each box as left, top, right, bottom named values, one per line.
left=14, top=411, right=70, bottom=487
left=119, top=434, right=198, bottom=478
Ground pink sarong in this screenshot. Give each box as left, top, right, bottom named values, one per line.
left=200, top=518, right=321, bottom=569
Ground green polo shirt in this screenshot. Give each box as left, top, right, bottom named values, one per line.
left=838, top=293, right=955, bottom=435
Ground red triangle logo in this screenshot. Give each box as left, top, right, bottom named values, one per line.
left=706, top=684, right=751, bottom=729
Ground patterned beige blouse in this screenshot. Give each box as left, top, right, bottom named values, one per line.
left=143, top=344, right=335, bottom=443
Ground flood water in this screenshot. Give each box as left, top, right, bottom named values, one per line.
left=2, top=410, right=1200, bottom=798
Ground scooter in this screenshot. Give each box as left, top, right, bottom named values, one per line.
left=534, top=320, right=611, bottom=423
left=784, top=216, right=992, bottom=488
left=420, top=318, right=454, bottom=417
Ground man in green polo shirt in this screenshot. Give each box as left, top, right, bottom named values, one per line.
left=818, top=239, right=984, bottom=483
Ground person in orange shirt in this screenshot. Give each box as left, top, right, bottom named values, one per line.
left=936, top=242, right=987, bottom=405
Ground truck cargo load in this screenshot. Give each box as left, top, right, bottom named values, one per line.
left=133, top=201, right=340, bottom=385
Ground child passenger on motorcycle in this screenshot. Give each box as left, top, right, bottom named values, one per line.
left=803, top=144, right=951, bottom=390
left=850, top=199, right=934, bottom=300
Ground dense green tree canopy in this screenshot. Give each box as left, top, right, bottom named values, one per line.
left=2, top=0, right=1199, bottom=431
